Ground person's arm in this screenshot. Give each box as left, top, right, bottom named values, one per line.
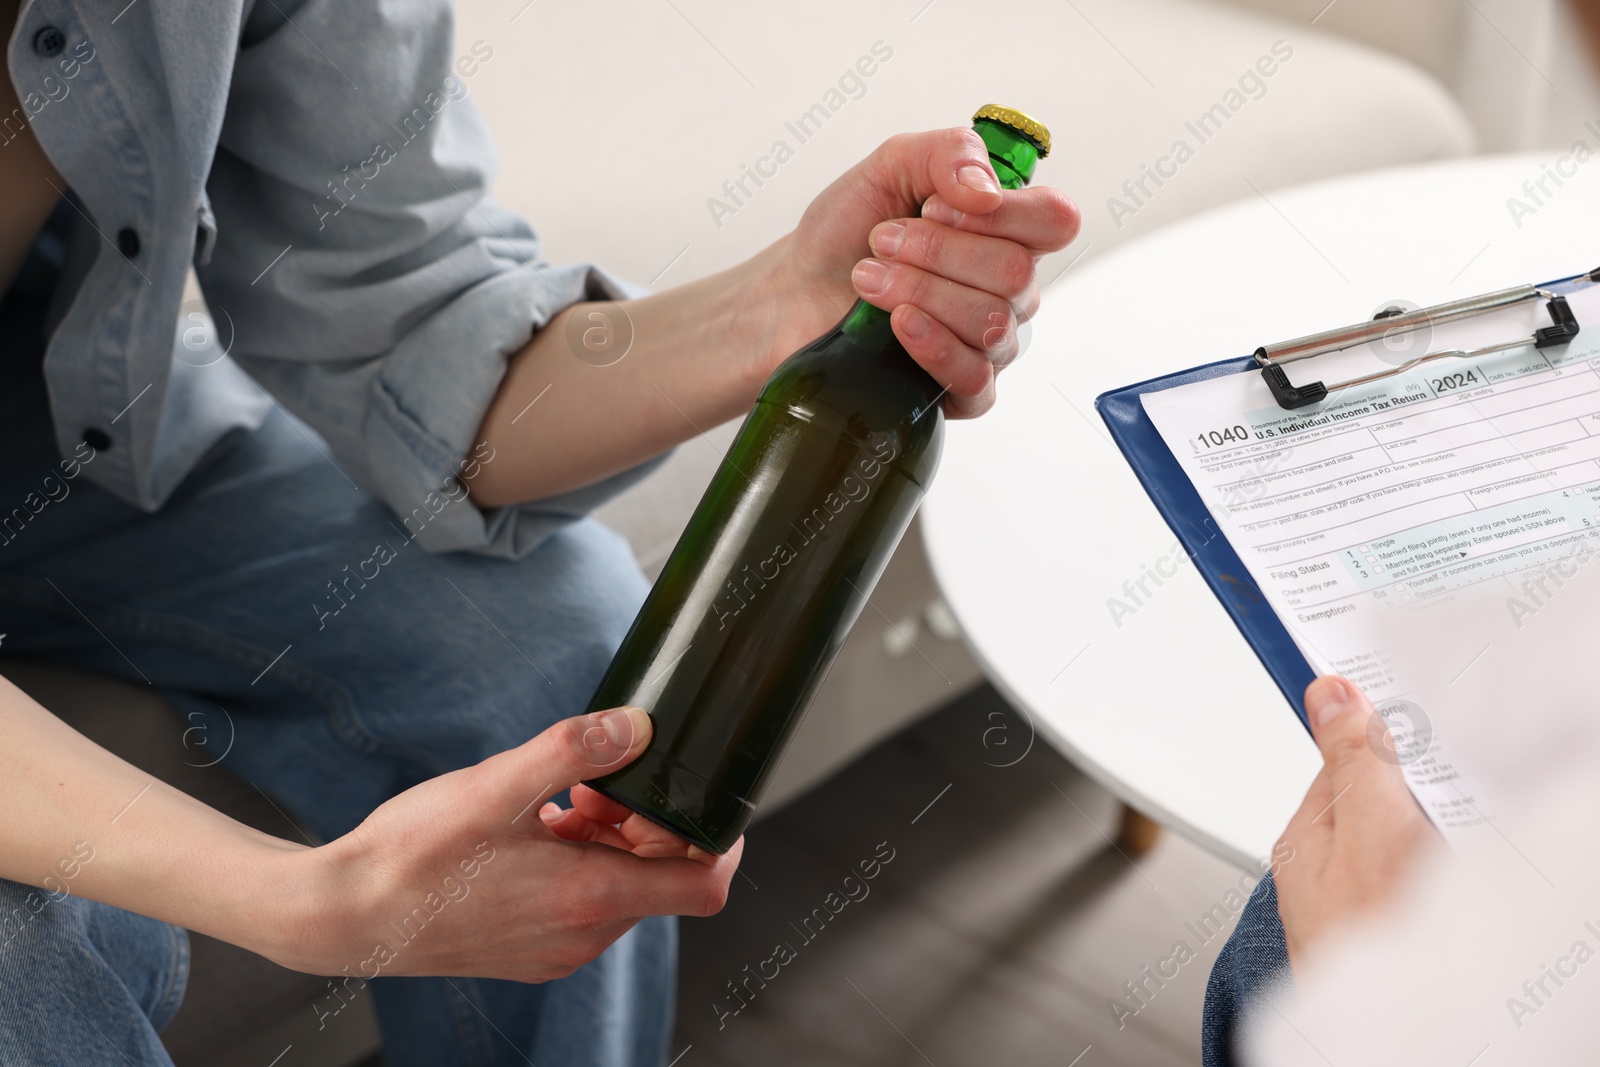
left=1272, top=676, right=1440, bottom=971
left=201, top=3, right=1078, bottom=549
left=0, top=675, right=739, bottom=980
left=466, top=132, right=1080, bottom=506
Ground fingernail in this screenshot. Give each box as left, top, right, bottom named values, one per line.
left=853, top=259, right=889, bottom=295
left=921, top=199, right=964, bottom=227
left=1308, top=678, right=1354, bottom=729
left=590, top=706, right=645, bottom=750
left=899, top=305, right=930, bottom=339
left=871, top=222, right=905, bottom=257
left=539, top=804, right=563, bottom=824
left=957, top=163, right=1000, bottom=194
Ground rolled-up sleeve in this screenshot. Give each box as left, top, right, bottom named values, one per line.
left=197, top=0, right=662, bottom=557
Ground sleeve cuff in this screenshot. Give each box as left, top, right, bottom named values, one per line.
left=363, top=259, right=669, bottom=559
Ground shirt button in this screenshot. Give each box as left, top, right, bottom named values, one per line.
left=117, top=228, right=140, bottom=258
left=82, top=428, right=112, bottom=452
left=32, top=26, right=66, bottom=58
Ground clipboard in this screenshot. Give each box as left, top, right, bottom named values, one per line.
left=1094, top=267, right=1600, bottom=732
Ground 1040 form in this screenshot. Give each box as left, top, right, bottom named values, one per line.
left=1139, top=278, right=1600, bottom=838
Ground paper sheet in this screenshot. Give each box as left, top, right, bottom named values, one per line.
left=1140, top=280, right=1600, bottom=839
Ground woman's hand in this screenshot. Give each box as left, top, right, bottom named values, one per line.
left=759, top=127, right=1080, bottom=418
left=1274, top=676, right=1438, bottom=971
left=267, top=707, right=742, bottom=982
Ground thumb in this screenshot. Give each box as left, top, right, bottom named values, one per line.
left=1305, top=675, right=1390, bottom=782
left=863, top=128, right=1005, bottom=219
left=924, top=127, right=1007, bottom=214
left=519, top=706, right=653, bottom=791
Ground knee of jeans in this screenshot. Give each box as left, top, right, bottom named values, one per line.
left=526, top=519, right=650, bottom=696
left=83, top=898, right=190, bottom=1031
left=0, top=879, right=189, bottom=1031
left=370, top=517, right=650, bottom=752
left=149, top=924, right=190, bottom=1031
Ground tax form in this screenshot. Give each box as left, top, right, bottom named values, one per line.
left=1140, top=281, right=1600, bottom=838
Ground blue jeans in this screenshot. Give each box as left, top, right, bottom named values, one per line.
left=0, top=376, right=675, bottom=1066
left=1201, top=871, right=1291, bottom=1067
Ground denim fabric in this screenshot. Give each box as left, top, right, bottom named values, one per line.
left=0, top=374, right=676, bottom=1066
left=1201, top=870, right=1291, bottom=1067
left=0, top=880, right=189, bottom=1065
left=7, top=0, right=658, bottom=557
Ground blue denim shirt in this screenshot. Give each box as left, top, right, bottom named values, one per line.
left=8, top=0, right=651, bottom=557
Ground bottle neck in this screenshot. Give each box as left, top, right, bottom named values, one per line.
left=841, top=118, right=1039, bottom=344
left=840, top=298, right=894, bottom=343
left=974, top=119, right=1041, bottom=189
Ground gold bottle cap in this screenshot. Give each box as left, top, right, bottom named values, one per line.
left=972, top=104, right=1050, bottom=157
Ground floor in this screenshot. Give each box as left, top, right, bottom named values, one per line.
left=671, top=684, right=1248, bottom=1067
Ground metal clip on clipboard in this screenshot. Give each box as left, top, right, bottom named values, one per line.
left=1254, top=271, right=1599, bottom=411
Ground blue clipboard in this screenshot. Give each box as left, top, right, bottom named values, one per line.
left=1093, top=270, right=1596, bottom=734
left=1096, top=360, right=1318, bottom=732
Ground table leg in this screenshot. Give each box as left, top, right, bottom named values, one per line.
left=1114, top=804, right=1162, bottom=857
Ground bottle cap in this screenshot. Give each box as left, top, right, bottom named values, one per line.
left=972, top=105, right=1050, bottom=157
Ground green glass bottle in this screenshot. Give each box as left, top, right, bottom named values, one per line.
left=584, top=106, right=1050, bottom=852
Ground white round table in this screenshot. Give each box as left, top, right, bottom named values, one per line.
left=920, top=154, right=1600, bottom=869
